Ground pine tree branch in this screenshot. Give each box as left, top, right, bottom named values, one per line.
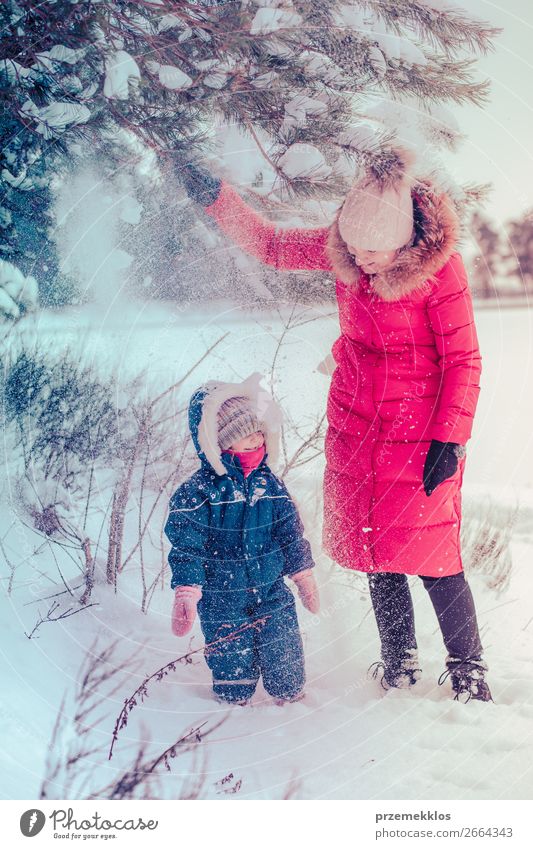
left=363, top=0, right=500, bottom=56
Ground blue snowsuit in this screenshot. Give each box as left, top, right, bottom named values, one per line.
left=164, top=385, right=315, bottom=703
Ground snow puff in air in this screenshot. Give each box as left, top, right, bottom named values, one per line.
left=103, top=50, right=141, bottom=100
left=277, top=144, right=332, bottom=181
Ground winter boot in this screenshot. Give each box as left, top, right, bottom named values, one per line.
left=369, top=648, right=422, bottom=691
left=213, top=693, right=251, bottom=707
left=273, top=691, right=305, bottom=706
left=438, top=655, right=493, bottom=703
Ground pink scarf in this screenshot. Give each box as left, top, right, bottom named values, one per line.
left=224, top=445, right=266, bottom=477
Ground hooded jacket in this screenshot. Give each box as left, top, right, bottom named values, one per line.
left=164, top=374, right=315, bottom=605
left=202, top=177, right=481, bottom=577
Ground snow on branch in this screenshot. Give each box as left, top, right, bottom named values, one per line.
left=0, top=260, right=38, bottom=320
left=362, top=0, right=500, bottom=56
left=0, top=0, right=500, bottom=283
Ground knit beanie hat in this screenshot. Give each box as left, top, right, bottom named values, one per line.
left=217, top=396, right=263, bottom=451
left=338, top=148, right=415, bottom=251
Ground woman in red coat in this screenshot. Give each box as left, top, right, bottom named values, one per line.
left=180, top=151, right=492, bottom=702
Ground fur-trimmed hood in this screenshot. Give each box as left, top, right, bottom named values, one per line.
left=188, top=373, right=282, bottom=477
left=325, top=181, right=460, bottom=301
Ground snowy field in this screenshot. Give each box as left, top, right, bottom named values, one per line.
left=1, top=301, right=533, bottom=800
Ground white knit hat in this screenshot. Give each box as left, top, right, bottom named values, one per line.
left=217, top=396, right=263, bottom=450
left=338, top=149, right=416, bottom=251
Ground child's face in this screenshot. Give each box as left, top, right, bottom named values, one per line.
left=229, top=431, right=265, bottom=452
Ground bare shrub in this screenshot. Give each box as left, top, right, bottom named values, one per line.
left=39, top=638, right=222, bottom=800
left=3, top=336, right=226, bottom=608
left=461, top=498, right=517, bottom=592
left=109, top=618, right=266, bottom=760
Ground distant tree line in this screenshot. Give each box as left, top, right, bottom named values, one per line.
left=469, top=209, right=533, bottom=299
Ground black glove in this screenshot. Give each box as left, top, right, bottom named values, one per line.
left=180, top=161, right=222, bottom=206
left=423, top=440, right=465, bottom=497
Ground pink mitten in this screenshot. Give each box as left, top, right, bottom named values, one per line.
left=291, top=569, right=320, bottom=613
left=171, top=585, right=202, bottom=636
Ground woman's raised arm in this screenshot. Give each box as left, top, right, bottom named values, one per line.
left=206, top=181, right=333, bottom=273
left=180, top=163, right=332, bottom=273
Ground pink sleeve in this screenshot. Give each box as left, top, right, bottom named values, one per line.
left=427, top=253, right=482, bottom=444
left=205, top=181, right=333, bottom=272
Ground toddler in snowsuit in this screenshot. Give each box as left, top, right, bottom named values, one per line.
left=164, top=374, right=320, bottom=705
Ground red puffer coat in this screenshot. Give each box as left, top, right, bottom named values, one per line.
left=204, top=181, right=482, bottom=578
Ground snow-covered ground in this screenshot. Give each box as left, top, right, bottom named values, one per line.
left=1, top=301, right=532, bottom=800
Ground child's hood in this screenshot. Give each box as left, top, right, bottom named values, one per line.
left=188, top=373, right=283, bottom=477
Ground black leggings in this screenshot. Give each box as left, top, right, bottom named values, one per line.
left=367, top=571, right=483, bottom=663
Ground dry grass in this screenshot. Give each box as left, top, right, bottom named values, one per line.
left=461, top=498, right=517, bottom=593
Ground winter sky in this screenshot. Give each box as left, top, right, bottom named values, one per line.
left=448, top=0, right=533, bottom=226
